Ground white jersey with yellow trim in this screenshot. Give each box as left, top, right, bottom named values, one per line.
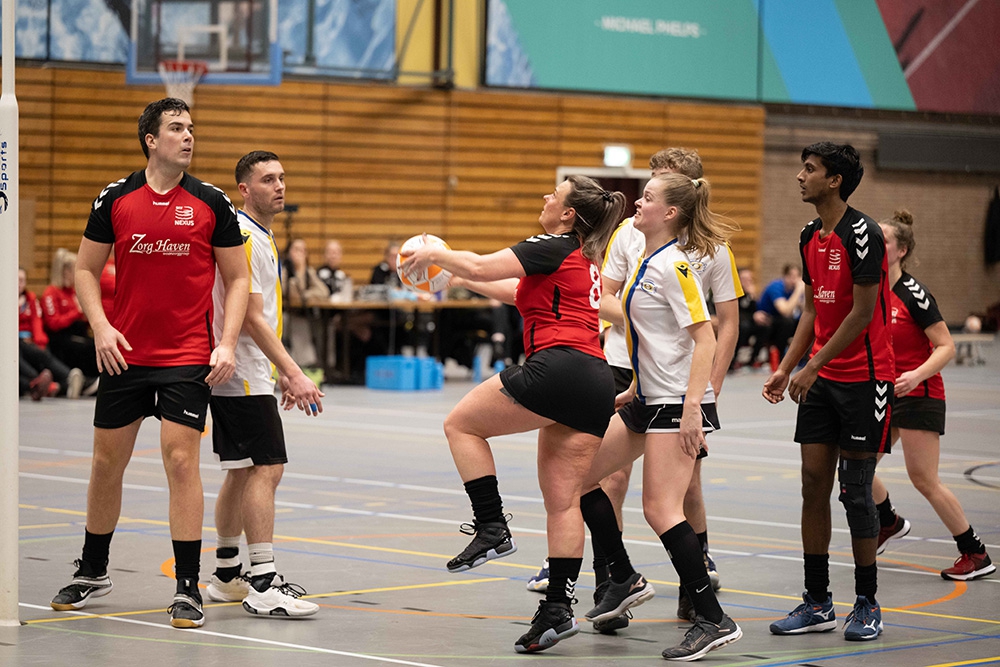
left=212, top=210, right=283, bottom=396
left=623, top=238, right=715, bottom=405
left=603, top=218, right=743, bottom=372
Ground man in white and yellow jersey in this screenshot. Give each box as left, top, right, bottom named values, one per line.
left=206, top=151, right=324, bottom=618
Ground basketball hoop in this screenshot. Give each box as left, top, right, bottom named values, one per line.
left=157, top=60, right=209, bottom=107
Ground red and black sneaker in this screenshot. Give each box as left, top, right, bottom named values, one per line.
left=941, top=551, right=995, bottom=581
left=876, top=515, right=911, bottom=555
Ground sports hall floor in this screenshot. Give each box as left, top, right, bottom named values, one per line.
left=6, top=346, right=999, bottom=666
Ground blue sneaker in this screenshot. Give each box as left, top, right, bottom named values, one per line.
left=769, top=592, right=836, bottom=634
left=526, top=559, right=549, bottom=592
left=844, top=596, right=883, bottom=641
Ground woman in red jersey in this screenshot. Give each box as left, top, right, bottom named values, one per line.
left=42, top=248, right=99, bottom=377
left=872, top=210, right=994, bottom=581
left=404, top=175, right=625, bottom=654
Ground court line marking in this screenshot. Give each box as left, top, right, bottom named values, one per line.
left=18, top=603, right=449, bottom=666
left=926, top=657, right=1000, bottom=667
left=26, top=577, right=511, bottom=625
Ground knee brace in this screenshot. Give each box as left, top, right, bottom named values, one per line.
left=838, top=457, right=879, bottom=538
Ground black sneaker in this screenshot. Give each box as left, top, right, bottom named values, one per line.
left=662, top=614, right=743, bottom=661
left=446, top=518, right=517, bottom=572
left=592, top=609, right=630, bottom=634
left=584, top=572, right=654, bottom=623
left=590, top=580, right=630, bottom=633
left=677, top=587, right=696, bottom=623
left=50, top=559, right=113, bottom=610
left=514, top=600, right=579, bottom=653
left=168, top=591, right=205, bottom=629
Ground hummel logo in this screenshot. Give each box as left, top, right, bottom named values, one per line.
left=183, top=409, right=200, bottom=418
left=851, top=435, right=866, bottom=441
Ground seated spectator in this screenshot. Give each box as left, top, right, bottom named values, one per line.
left=755, top=263, right=804, bottom=368
left=734, top=267, right=768, bottom=369
left=282, top=238, right=329, bottom=368
left=42, top=249, right=99, bottom=378
left=316, top=239, right=353, bottom=302
left=370, top=239, right=403, bottom=288
left=19, top=267, right=88, bottom=399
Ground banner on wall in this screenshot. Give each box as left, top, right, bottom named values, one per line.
left=486, top=0, right=999, bottom=116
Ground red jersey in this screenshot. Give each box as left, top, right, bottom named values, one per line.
left=890, top=272, right=945, bottom=400
left=799, top=207, right=894, bottom=383
left=83, top=170, right=242, bottom=367
left=42, top=285, right=86, bottom=334
left=511, top=234, right=605, bottom=359
left=19, top=290, right=48, bottom=347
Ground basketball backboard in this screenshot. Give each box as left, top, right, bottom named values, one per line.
left=126, top=0, right=281, bottom=86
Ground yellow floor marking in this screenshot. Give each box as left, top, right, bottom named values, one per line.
left=925, top=657, right=1000, bottom=667
left=22, top=504, right=1000, bottom=627
left=27, top=578, right=510, bottom=625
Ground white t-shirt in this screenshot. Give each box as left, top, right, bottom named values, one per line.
left=622, top=239, right=715, bottom=405
left=212, top=210, right=283, bottom=396
left=602, top=218, right=743, bottom=371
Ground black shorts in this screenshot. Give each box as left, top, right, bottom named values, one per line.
left=210, top=395, right=288, bottom=468
left=892, top=396, right=946, bottom=435
left=610, top=365, right=634, bottom=394
left=794, top=376, right=893, bottom=453
left=499, top=346, right=615, bottom=438
left=618, top=398, right=719, bottom=459
left=94, top=365, right=212, bottom=431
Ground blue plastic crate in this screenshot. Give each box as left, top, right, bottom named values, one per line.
left=415, top=357, right=444, bottom=390
left=366, top=356, right=418, bottom=390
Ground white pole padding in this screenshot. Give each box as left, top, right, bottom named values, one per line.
left=0, top=0, right=21, bottom=626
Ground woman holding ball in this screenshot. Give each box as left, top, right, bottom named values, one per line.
left=403, top=175, right=625, bottom=654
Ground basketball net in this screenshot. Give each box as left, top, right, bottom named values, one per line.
left=157, top=60, right=208, bottom=107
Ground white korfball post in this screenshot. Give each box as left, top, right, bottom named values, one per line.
left=0, top=0, right=20, bottom=626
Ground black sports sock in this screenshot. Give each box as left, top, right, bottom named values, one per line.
left=215, top=546, right=241, bottom=581
left=581, top=488, right=633, bottom=583
left=80, top=529, right=113, bottom=573
left=696, top=531, right=709, bottom=553
left=464, top=476, right=504, bottom=525
left=660, top=523, right=723, bottom=624
left=545, top=557, right=582, bottom=605
left=954, top=526, right=986, bottom=554
left=593, top=540, right=610, bottom=586
left=876, top=495, right=896, bottom=528
left=803, top=553, right=830, bottom=602
left=172, top=539, right=202, bottom=594
left=854, top=562, right=878, bottom=603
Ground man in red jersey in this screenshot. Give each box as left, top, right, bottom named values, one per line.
left=50, top=98, right=249, bottom=630
left=763, top=142, right=894, bottom=642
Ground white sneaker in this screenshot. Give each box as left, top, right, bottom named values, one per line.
left=206, top=573, right=250, bottom=602
left=66, top=368, right=84, bottom=399
left=242, top=574, right=319, bottom=618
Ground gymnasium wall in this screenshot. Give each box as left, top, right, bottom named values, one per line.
left=17, top=65, right=764, bottom=290
left=760, top=123, right=1000, bottom=325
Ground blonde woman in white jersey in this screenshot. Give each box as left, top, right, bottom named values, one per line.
left=531, top=149, right=744, bottom=633
left=579, top=173, right=742, bottom=662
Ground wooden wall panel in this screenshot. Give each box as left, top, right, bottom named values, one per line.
left=17, top=65, right=764, bottom=290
